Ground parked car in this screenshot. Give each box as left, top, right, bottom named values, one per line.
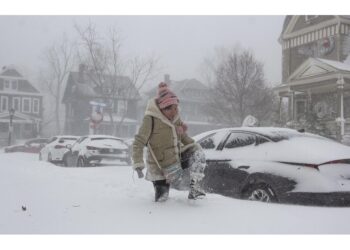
left=39, top=136, right=79, bottom=164
left=4, top=138, right=49, bottom=153
left=64, top=135, right=131, bottom=167
left=194, top=127, right=350, bottom=206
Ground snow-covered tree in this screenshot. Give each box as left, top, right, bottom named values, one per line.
left=39, top=34, right=76, bottom=135
left=202, top=47, right=277, bottom=126
left=74, top=22, right=159, bottom=136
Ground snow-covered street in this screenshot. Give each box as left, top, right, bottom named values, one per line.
left=1, top=152, right=350, bottom=234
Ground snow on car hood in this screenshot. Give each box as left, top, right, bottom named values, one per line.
left=87, top=139, right=128, bottom=149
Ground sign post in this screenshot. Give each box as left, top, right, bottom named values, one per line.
left=89, top=101, right=106, bottom=135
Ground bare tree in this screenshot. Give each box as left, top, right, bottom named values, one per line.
left=40, top=35, right=76, bottom=134
left=74, top=22, right=159, bottom=136
left=202, top=48, right=277, bottom=126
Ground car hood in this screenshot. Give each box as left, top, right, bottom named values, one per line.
left=212, top=136, right=350, bottom=165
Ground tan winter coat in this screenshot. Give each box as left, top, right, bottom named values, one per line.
left=132, top=98, right=195, bottom=181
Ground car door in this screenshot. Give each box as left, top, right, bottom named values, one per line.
left=197, top=130, right=231, bottom=193
left=70, top=136, right=89, bottom=161
left=216, top=131, right=260, bottom=196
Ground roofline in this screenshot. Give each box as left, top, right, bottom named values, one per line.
left=280, top=16, right=346, bottom=40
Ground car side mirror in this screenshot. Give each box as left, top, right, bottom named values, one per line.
left=66, top=144, right=72, bottom=150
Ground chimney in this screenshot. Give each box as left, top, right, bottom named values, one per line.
left=164, top=74, right=170, bottom=84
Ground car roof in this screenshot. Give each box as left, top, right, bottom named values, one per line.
left=193, top=127, right=326, bottom=142
left=82, top=135, right=123, bottom=140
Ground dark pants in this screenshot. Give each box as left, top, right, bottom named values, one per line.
left=152, top=180, right=170, bottom=202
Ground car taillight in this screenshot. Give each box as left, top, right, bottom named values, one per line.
left=303, top=163, right=319, bottom=170
left=54, top=145, right=66, bottom=149
left=87, top=146, right=99, bottom=150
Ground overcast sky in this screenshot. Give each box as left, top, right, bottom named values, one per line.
left=0, top=15, right=284, bottom=90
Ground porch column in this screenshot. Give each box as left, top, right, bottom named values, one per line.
left=278, top=96, right=283, bottom=122
left=307, top=90, right=312, bottom=114
left=288, top=91, right=295, bottom=121
left=337, top=76, right=345, bottom=138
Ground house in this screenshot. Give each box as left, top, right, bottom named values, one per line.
left=142, top=75, right=221, bottom=136
left=274, top=15, right=350, bottom=141
left=62, top=65, right=140, bottom=138
left=0, top=66, right=43, bottom=146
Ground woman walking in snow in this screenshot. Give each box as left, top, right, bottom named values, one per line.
left=132, top=82, right=206, bottom=202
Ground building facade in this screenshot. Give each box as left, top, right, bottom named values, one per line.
left=275, top=15, right=350, bottom=141
left=0, top=66, right=43, bottom=146
left=62, top=65, right=140, bottom=138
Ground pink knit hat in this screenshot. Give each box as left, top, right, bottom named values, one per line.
left=156, top=82, right=179, bottom=109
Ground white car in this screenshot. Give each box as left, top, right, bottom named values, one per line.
left=66, top=135, right=131, bottom=167
left=39, top=136, right=79, bottom=164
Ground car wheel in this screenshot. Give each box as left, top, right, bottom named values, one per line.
left=77, top=157, right=86, bottom=167
left=243, top=183, right=277, bottom=203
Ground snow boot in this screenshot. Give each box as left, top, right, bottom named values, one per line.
left=188, top=179, right=205, bottom=200
left=153, top=180, right=170, bottom=202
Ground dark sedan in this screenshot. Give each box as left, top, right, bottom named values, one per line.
left=194, top=127, right=350, bottom=206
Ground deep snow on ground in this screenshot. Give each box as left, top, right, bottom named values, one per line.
left=1, top=152, right=350, bottom=234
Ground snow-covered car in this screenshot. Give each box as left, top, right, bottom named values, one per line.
left=194, top=127, right=350, bottom=206
left=4, top=138, right=49, bottom=153
left=39, top=136, right=79, bottom=164
left=65, top=135, right=131, bottom=167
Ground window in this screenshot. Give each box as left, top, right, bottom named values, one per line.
left=22, top=98, right=31, bottom=113
left=32, top=98, right=39, bottom=114
left=47, top=137, right=58, bottom=144
left=77, top=137, right=88, bottom=144
left=0, top=96, right=9, bottom=112
left=199, top=134, right=217, bottom=149
left=4, top=79, right=10, bottom=89
left=11, top=80, right=18, bottom=90
left=117, top=100, right=127, bottom=115
left=255, top=135, right=270, bottom=146
left=198, top=131, right=228, bottom=150
left=305, top=15, right=318, bottom=22
left=224, top=132, right=256, bottom=149
left=12, top=97, right=20, bottom=112
left=341, top=24, right=345, bottom=34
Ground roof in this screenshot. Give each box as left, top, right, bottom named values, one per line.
left=280, top=15, right=293, bottom=36
left=316, top=58, right=350, bottom=72
left=0, top=67, right=40, bottom=93
left=0, top=67, right=22, bottom=77
left=192, top=126, right=323, bottom=142
left=83, top=135, right=123, bottom=140
left=279, top=15, right=350, bottom=41
left=146, top=78, right=210, bottom=102
left=62, top=71, right=140, bottom=103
